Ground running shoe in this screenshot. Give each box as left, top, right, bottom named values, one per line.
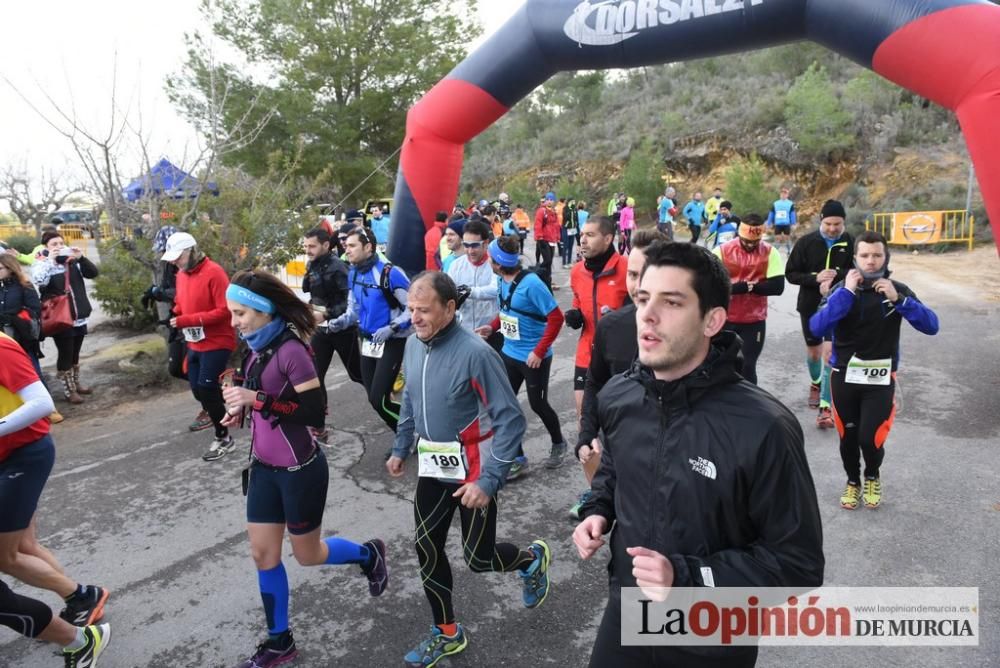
left=59, top=586, right=109, bottom=627
left=808, top=382, right=821, bottom=409
left=235, top=633, right=298, bottom=668
left=520, top=540, right=551, bottom=609
left=404, top=625, right=468, bottom=667
left=203, top=435, right=235, bottom=461
left=863, top=477, right=883, bottom=509
left=569, top=490, right=593, bottom=520
left=361, top=539, right=389, bottom=597
left=816, top=407, right=834, bottom=430
left=840, top=482, right=861, bottom=510
left=506, top=456, right=528, bottom=481
left=64, top=623, right=111, bottom=668
left=188, top=409, right=213, bottom=432
left=545, top=442, right=567, bottom=469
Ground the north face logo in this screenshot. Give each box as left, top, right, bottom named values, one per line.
left=689, top=456, right=717, bottom=480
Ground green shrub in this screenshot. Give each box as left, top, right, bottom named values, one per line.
left=785, top=63, right=855, bottom=158
left=2, top=234, right=38, bottom=254
left=92, top=238, right=158, bottom=330
left=725, top=153, right=772, bottom=218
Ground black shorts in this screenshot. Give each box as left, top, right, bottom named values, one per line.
left=0, top=435, right=55, bottom=532
left=799, top=311, right=830, bottom=347
left=774, top=224, right=791, bottom=235
left=574, top=366, right=588, bottom=391
left=246, top=449, right=328, bottom=535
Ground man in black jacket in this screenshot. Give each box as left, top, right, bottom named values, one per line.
left=573, top=242, right=824, bottom=667
left=785, top=200, right=853, bottom=428
left=302, top=227, right=362, bottom=441
left=569, top=228, right=666, bottom=519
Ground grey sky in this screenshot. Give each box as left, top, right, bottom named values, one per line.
left=0, top=0, right=522, bottom=207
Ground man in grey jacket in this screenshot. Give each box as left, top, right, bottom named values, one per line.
left=446, top=218, right=498, bottom=331
left=386, top=271, right=552, bottom=668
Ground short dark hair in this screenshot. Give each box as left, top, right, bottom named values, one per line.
left=720, top=200, right=733, bottom=210
left=494, top=235, right=523, bottom=275
left=631, top=228, right=668, bottom=252
left=640, top=241, right=730, bottom=316
left=305, top=227, right=332, bottom=244
left=435, top=211, right=448, bottom=223
left=411, top=271, right=459, bottom=306
left=41, top=231, right=63, bottom=246
left=855, top=230, right=888, bottom=247
left=345, top=227, right=375, bottom=249
left=585, top=215, right=616, bottom=238
left=742, top=213, right=764, bottom=226
left=462, top=219, right=492, bottom=241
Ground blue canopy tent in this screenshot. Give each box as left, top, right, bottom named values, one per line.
left=123, top=158, right=219, bottom=202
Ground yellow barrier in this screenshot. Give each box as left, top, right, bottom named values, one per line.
left=97, top=223, right=134, bottom=240
left=277, top=256, right=308, bottom=290
left=58, top=227, right=87, bottom=243
left=865, top=210, right=975, bottom=251
left=0, top=225, right=37, bottom=241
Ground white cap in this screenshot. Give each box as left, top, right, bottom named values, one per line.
left=160, top=232, right=197, bottom=261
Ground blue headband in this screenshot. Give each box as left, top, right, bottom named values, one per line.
left=488, top=239, right=520, bottom=268
left=226, top=284, right=276, bottom=314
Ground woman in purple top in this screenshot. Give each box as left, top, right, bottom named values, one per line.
left=221, top=270, right=389, bottom=668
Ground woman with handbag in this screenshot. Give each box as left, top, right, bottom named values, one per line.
left=31, top=232, right=99, bottom=405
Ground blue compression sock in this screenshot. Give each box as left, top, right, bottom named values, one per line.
left=807, top=357, right=822, bottom=385
left=323, top=537, right=370, bottom=566
left=258, top=563, right=289, bottom=636
left=820, top=364, right=833, bottom=408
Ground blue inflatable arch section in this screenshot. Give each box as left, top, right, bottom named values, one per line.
left=388, top=0, right=1000, bottom=273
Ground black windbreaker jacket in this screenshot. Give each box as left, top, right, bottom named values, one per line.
left=581, top=331, right=824, bottom=592
left=785, top=230, right=853, bottom=315
left=302, top=251, right=351, bottom=322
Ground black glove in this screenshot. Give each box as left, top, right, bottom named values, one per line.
left=730, top=281, right=750, bottom=295
left=455, top=284, right=472, bottom=310
left=564, top=308, right=584, bottom=330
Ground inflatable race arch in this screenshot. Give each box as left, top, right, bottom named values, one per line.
left=387, top=0, right=1000, bottom=274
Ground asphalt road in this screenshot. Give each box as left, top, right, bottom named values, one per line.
left=2, top=247, right=998, bottom=668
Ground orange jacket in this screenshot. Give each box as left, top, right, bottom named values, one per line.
left=569, top=252, right=630, bottom=368
left=513, top=209, right=531, bottom=230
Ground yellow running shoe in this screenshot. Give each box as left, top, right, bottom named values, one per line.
left=863, top=478, right=883, bottom=509
left=840, top=483, right=861, bottom=510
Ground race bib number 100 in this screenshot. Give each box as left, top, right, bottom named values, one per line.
left=844, top=356, right=892, bottom=385
left=417, top=439, right=467, bottom=480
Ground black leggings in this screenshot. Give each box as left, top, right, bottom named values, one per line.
left=689, top=224, right=702, bottom=243
left=359, top=336, right=405, bottom=432
left=311, top=328, right=363, bottom=398
left=502, top=353, right=563, bottom=455
left=728, top=320, right=766, bottom=385
left=413, top=477, right=533, bottom=625
left=0, top=579, right=53, bottom=639
left=537, top=241, right=554, bottom=279
left=618, top=228, right=633, bottom=255
left=831, top=369, right=896, bottom=483
left=52, top=326, right=86, bottom=371
left=589, top=592, right=758, bottom=667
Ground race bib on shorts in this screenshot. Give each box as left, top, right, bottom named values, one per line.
left=845, top=355, right=892, bottom=386
left=361, top=338, right=384, bottom=358
left=417, top=439, right=467, bottom=480
left=183, top=326, right=205, bottom=343
left=498, top=313, right=520, bottom=341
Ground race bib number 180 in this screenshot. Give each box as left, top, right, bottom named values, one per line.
left=417, top=439, right=467, bottom=480
left=844, top=356, right=892, bottom=385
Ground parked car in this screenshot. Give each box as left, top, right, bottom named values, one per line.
left=49, top=210, right=96, bottom=235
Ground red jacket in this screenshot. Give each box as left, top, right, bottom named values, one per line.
left=173, top=257, right=237, bottom=352
left=534, top=206, right=561, bottom=243
left=424, top=221, right=446, bottom=270
left=715, top=240, right=781, bottom=324
left=570, top=252, right=630, bottom=368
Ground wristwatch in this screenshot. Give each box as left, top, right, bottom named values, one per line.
left=252, top=391, right=268, bottom=412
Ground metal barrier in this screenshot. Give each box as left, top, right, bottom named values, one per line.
left=865, top=210, right=975, bottom=251
left=0, top=225, right=37, bottom=241
left=276, top=256, right=308, bottom=290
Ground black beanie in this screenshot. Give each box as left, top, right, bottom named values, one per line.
left=821, top=199, right=846, bottom=219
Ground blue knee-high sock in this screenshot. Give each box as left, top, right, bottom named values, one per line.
left=807, top=357, right=822, bottom=385
left=323, top=537, right=370, bottom=566
left=820, top=364, right=833, bottom=408
left=258, top=563, right=289, bottom=636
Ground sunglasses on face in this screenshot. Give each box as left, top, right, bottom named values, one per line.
left=463, top=241, right=484, bottom=249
